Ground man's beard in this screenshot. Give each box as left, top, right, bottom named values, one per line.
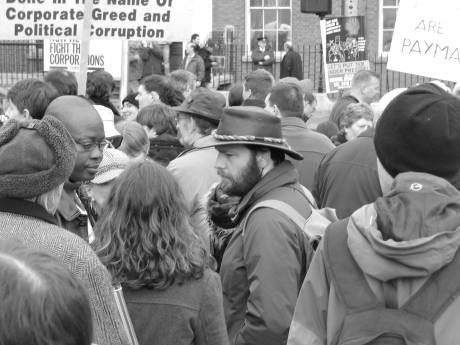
left=218, top=153, right=262, bottom=197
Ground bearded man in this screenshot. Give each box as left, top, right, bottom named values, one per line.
left=204, top=106, right=315, bottom=345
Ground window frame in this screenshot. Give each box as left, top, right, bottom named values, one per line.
left=245, top=0, right=293, bottom=58
left=378, top=0, right=400, bottom=56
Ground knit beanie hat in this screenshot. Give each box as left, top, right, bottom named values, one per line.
left=0, top=115, right=76, bottom=199
left=122, top=93, right=139, bottom=109
left=374, top=83, right=460, bottom=184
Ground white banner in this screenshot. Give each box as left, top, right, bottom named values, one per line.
left=387, top=0, right=460, bottom=82
left=0, top=0, right=194, bottom=41
left=43, top=39, right=122, bottom=79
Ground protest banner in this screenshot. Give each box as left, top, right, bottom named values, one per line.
left=43, top=39, right=123, bottom=78
left=0, top=0, right=194, bottom=41
left=320, top=16, right=369, bottom=93
left=387, top=0, right=460, bottom=82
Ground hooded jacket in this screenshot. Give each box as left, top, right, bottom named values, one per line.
left=220, top=161, right=314, bottom=345
left=288, top=172, right=460, bottom=345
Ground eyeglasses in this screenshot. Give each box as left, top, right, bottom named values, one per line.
left=75, top=139, right=110, bottom=152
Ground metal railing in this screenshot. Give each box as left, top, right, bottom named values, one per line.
left=0, top=40, right=44, bottom=87
left=0, top=40, right=454, bottom=93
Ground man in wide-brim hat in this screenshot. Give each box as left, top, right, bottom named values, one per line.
left=203, top=106, right=316, bottom=345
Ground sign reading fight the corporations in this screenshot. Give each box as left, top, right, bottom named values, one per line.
left=0, top=0, right=194, bottom=40
left=43, top=39, right=122, bottom=78
left=387, top=0, right=460, bottom=81
left=320, top=16, right=369, bottom=93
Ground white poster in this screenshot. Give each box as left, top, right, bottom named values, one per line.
left=0, top=0, right=194, bottom=41
left=387, top=0, right=460, bottom=82
left=43, top=39, right=122, bottom=79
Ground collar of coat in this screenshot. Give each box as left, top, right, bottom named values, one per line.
left=0, top=198, right=58, bottom=225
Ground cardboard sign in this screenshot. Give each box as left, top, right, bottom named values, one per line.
left=387, top=0, right=460, bottom=81
left=0, top=0, right=194, bottom=40
left=43, top=39, right=122, bottom=79
left=320, top=16, right=370, bottom=93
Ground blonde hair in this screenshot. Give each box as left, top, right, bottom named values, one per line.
left=116, top=121, right=149, bottom=159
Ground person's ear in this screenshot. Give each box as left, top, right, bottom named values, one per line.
left=255, top=150, right=271, bottom=170
left=23, top=108, right=31, bottom=120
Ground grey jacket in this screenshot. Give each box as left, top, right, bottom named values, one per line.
left=0, top=198, right=129, bottom=345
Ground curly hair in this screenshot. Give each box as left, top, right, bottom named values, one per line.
left=86, top=70, right=115, bottom=101
left=93, top=160, right=206, bottom=290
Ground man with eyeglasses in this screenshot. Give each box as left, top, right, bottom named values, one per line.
left=167, top=88, right=226, bottom=210
left=46, top=95, right=106, bottom=241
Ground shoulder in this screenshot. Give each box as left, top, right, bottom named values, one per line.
left=0, top=213, right=105, bottom=274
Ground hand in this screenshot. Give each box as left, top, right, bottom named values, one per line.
left=264, top=55, right=270, bottom=60
left=259, top=61, right=263, bottom=65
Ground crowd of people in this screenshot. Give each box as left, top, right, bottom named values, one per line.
left=1, top=38, right=460, bottom=345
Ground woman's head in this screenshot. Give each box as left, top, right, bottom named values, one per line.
left=339, top=103, right=374, bottom=141
left=93, top=160, right=206, bottom=290
left=136, top=103, right=177, bottom=138
left=86, top=71, right=115, bottom=102
left=116, top=121, right=149, bottom=162
left=121, top=93, right=140, bottom=121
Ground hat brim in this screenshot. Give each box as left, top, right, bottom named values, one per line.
left=173, top=106, right=220, bottom=125
left=196, top=137, right=304, bottom=160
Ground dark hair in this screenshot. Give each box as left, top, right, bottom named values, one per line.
left=351, top=70, right=380, bottom=89
left=85, top=71, right=120, bottom=117
left=167, top=70, right=196, bottom=94
left=93, top=160, right=207, bottom=290
left=228, top=83, right=244, bottom=106
left=244, top=70, right=274, bottom=100
left=0, top=240, right=92, bottom=345
left=269, top=83, right=304, bottom=118
left=44, top=70, right=78, bottom=96
left=141, top=75, right=184, bottom=106
left=187, top=42, right=199, bottom=53
left=86, top=70, right=115, bottom=101
left=248, top=145, right=285, bottom=166
left=136, top=103, right=177, bottom=136
left=7, top=79, right=59, bottom=120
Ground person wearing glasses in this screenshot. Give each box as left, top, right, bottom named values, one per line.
left=46, top=96, right=107, bottom=242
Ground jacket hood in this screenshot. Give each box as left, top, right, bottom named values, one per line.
left=348, top=172, right=460, bottom=281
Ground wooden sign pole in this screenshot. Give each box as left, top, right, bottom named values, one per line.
left=77, top=0, right=94, bottom=96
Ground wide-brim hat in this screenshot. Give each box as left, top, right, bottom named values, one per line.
left=173, top=88, right=226, bottom=125
left=198, top=106, right=303, bottom=160
left=0, top=116, right=76, bottom=199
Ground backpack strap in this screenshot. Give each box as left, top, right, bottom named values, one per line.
left=323, top=219, right=381, bottom=311
left=241, top=199, right=309, bottom=236
left=241, top=199, right=314, bottom=286
left=403, top=246, right=460, bottom=321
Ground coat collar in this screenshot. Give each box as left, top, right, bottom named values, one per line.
left=281, top=116, right=307, bottom=129
left=0, top=198, right=58, bottom=225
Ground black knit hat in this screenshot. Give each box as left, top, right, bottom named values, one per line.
left=374, top=83, right=460, bottom=183
left=0, top=116, right=76, bottom=199
left=122, top=93, right=139, bottom=109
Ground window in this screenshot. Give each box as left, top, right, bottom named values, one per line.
left=379, top=0, right=400, bottom=54
left=247, top=0, right=292, bottom=52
